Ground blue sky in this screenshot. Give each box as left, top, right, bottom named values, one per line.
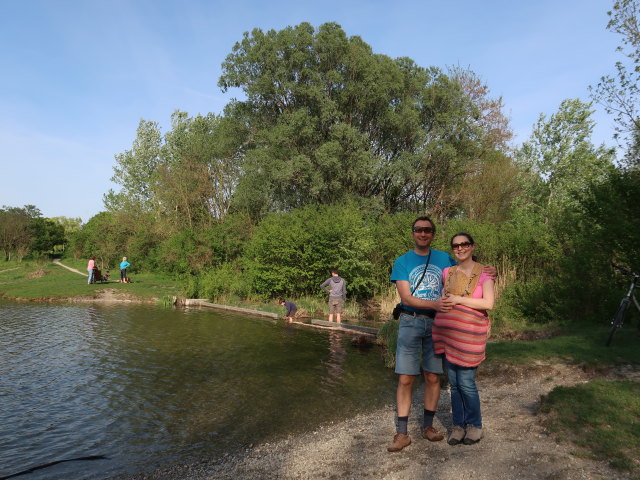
left=0, top=0, right=622, bottom=222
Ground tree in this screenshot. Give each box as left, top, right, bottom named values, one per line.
left=158, top=112, right=243, bottom=229
left=106, top=119, right=164, bottom=213
left=0, top=205, right=43, bottom=261
left=219, top=22, right=492, bottom=217
left=516, top=99, right=616, bottom=224
left=591, top=0, right=640, bottom=164
left=30, top=218, right=65, bottom=255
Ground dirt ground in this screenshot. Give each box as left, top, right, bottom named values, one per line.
left=123, top=362, right=638, bottom=480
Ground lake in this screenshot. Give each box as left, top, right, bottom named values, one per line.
left=0, top=302, right=396, bottom=479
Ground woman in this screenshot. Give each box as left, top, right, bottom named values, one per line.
left=432, top=232, right=494, bottom=446
left=87, top=255, right=96, bottom=285
left=120, top=257, right=131, bottom=283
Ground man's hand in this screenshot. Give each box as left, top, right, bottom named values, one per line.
left=482, top=265, right=498, bottom=278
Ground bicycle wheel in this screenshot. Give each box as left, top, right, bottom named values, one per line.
left=606, top=298, right=630, bottom=346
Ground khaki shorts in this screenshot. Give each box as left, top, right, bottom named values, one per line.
left=329, top=297, right=344, bottom=314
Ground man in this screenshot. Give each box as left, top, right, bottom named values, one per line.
left=387, top=216, right=496, bottom=452
left=320, top=269, right=347, bottom=323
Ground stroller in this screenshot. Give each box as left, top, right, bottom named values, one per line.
left=93, top=268, right=110, bottom=283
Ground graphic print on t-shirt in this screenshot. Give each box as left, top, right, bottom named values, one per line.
left=409, top=264, right=443, bottom=301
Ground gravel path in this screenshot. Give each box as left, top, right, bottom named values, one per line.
left=120, top=362, right=637, bottom=480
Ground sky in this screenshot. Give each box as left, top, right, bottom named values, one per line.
left=0, top=0, right=623, bottom=222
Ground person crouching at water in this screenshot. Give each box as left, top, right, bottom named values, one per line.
left=120, top=257, right=130, bottom=283
left=432, top=232, right=495, bottom=446
left=278, top=298, right=297, bottom=323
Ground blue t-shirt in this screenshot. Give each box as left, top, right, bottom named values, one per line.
left=390, top=249, right=456, bottom=314
left=120, top=261, right=130, bottom=270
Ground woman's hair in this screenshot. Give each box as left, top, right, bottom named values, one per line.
left=278, top=298, right=285, bottom=304
left=450, top=232, right=475, bottom=247
left=90, top=255, right=95, bottom=260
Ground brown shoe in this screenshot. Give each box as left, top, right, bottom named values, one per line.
left=422, top=426, right=444, bottom=442
left=387, top=433, right=411, bottom=452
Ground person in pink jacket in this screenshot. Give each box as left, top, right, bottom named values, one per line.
left=87, top=255, right=96, bottom=284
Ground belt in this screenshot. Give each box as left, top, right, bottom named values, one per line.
left=399, top=307, right=435, bottom=318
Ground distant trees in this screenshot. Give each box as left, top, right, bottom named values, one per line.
left=0, top=206, right=64, bottom=261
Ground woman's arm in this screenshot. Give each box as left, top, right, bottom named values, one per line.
left=448, top=278, right=495, bottom=310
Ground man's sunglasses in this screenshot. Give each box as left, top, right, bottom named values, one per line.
left=412, top=227, right=434, bottom=234
left=451, top=242, right=473, bottom=250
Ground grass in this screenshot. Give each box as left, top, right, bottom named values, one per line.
left=487, top=327, right=640, bottom=366
left=540, top=380, right=640, bottom=474
left=0, top=259, right=180, bottom=301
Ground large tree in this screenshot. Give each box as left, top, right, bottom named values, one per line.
left=219, top=22, right=495, bottom=217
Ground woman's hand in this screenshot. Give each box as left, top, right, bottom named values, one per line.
left=447, top=294, right=462, bottom=306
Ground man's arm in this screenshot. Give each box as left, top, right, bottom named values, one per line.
left=320, top=279, right=330, bottom=292
left=396, top=280, right=453, bottom=312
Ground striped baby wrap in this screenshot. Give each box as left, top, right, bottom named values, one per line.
left=432, top=304, right=489, bottom=367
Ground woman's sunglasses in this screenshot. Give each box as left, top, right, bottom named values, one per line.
left=451, top=242, right=472, bottom=250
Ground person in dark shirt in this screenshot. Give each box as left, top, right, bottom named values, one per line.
left=278, top=298, right=297, bottom=323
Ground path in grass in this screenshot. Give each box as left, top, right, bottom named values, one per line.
left=52, top=259, right=86, bottom=276
left=0, top=267, right=20, bottom=274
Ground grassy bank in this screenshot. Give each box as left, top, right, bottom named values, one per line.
left=0, top=259, right=180, bottom=302
left=541, top=380, right=640, bottom=474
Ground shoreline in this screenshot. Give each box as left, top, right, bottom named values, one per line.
left=117, top=362, right=633, bottom=480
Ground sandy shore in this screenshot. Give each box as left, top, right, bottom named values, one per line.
left=116, top=362, right=636, bottom=480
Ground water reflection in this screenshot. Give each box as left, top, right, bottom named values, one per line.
left=320, top=331, right=347, bottom=389
left=0, top=302, right=396, bottom=479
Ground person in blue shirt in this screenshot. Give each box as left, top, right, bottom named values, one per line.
left=120, top=257, right=131, bottom=283
left=387, top=216, right=495, bottom=452
left=278, top=298, right=297, bottom=323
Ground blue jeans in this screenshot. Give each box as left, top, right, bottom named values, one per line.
left=87, top=269, right=95, bottom=284
left=395, top=312, right=443, bottom=375
left=447, top=360, right=482, bottom=428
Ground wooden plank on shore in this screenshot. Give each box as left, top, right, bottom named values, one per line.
left=184, top=299, right=279, bottom=318
left=181, top=299, right=378, bottom=335
left=310, top=319, right=378, bottom=335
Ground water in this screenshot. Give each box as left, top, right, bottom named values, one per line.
left=0, top=302, right=396, bottom=479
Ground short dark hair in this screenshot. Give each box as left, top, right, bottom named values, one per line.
left=331, top=269, right=339, bottom=275
left=450, top=232, right=475, bottom=247
left=278, top=298, right=285, bottom=304
left=412, top=216, right=436, bottom=234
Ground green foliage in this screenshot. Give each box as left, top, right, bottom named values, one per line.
left=590, top=0, right=640, bottom=163
left=219, top=22, right=500, bottom=217
left=0, top=205, right=66, bottom=261
left=242, top=203, right=375, bottom=298
left=377, top=318, right=399, bottom=368
left=540, top=380, right=640, bottom=472
left=368, top=212, right=415, bottom=292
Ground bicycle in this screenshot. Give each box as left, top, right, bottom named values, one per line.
left=605, top=263, right=640, bottom=346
